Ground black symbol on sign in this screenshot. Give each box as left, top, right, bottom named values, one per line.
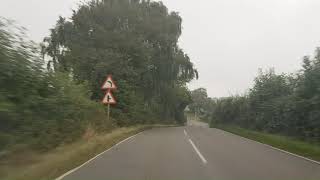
left=107, top=81, right=112, bottom=87
left=107, top=95, right=112, bottom=102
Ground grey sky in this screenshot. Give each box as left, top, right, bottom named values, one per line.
left=1, top=0, right=320, bottom=97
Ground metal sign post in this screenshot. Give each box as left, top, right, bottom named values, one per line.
left=107, top=104, right=110, bottom=121
left=101, top=75, right=117, bottom=121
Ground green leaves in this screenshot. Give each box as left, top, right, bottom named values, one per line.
left=209, top=50, right=320, bottom=142
left=0, top=19, right=112, bottom=151
left=42, top=0, right=197, bottom=125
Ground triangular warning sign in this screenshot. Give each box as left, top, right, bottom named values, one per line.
left=101, top=75, right=117, bottom=90
left=102, top=91, right=117, bottom=105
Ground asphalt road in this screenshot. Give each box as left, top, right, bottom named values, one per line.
left=60, top=121, right=320, bottom=180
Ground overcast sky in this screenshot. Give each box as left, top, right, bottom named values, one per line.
left=1, top=0, right=320, bottom=97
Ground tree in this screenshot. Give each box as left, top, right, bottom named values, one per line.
left=188, top=88, right=215, bottom=122
left=43, top=0, right=197, bottom=125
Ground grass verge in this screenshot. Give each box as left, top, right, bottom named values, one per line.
left=215, top=125, right=320, bottom=162
left=0, top=125, right=166, bottom=180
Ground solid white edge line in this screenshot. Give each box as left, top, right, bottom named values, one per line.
left=216, top=129, right=320, bottom=165
left=188, top=139, right=208, bottom=164
left=55, top=132, right=143, bottom=180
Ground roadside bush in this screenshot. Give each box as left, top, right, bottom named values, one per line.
left=210, top=57, right=320, bottom=143
left=0, top=19, right=112, bottom=151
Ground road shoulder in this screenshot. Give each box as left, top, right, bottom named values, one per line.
left=1, top=125, right=161, bottom=180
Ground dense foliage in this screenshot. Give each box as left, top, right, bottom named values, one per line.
left=0, top=1, right=197, bottom=151
left=0, top=19, right=112, bottom=151
left=208, top=51, right=320, bottom=142
left=43, top=0, right=197, bottom=125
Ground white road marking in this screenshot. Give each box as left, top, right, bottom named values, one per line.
left=188, top=139, right=208, bottom=164
left=184, top=129, right=188, bottom=137
left=55, top=132, right=143, bottom=180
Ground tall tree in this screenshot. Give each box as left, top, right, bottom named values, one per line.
left=43, top=0, right=198, bottom=124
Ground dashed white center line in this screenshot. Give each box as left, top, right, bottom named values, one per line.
left=184, top=129, right=208, bottom=165
left=189, top=139, right=208, bottom=164
left=184, top=129, right=188, bottom=137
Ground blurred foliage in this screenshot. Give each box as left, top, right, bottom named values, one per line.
left=0, top=18, right=112, bottom=151
left=209, top=53, right=320, bottom=142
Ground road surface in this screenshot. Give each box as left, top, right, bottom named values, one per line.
left=60, top=121, right=320, bottom=180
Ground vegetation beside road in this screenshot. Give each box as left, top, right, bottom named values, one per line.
left=187, top=47, right=320, bottom=161
left=213, top=125, right=320, bottom=162
left=0, top=0, right=196, bottom=161
left=43, top=0, right=197, bottom=126
left=188, top=49, right=320, bottom=152
left=209, top=55, right=320, bottom=142
left=1, top=1, right=196, bottom=179
left=0, top=125, right=165, bottom=180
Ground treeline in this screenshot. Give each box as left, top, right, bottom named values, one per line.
left=0, top=0, right=197, bottom=151
left=208, top=50, right=320, bottom=142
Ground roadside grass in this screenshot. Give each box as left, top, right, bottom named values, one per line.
left=214, top=125, right=320, bottom=162
left=0, top=125, right=167, bottom=180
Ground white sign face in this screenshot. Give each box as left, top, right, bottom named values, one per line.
left=101, top=75, right=117, bottom=90
left=102, top=91, right=117, bottom=104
